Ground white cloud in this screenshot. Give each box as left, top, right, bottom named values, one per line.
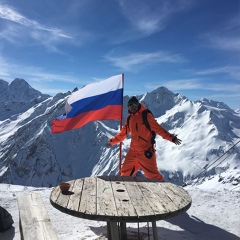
left=118, top=0, right=194, bottom=36
left=105, top=50, right=185, bottom=72
left=0, top=23, right=22, bottom=44
left=0, top=4, right=76, bottom=52
left=204, top=92, right=240, bottom=100
left=145, top=78, right=240, bottom=93
left=201, top=16, right=240, bottom=52
left=204, top=34, right=240, bottom=52
left=0, top=4, right=72, bottom=39
left=196, top=66, right=240, bottom=80
left=162, top=79, right=203, bottom=90
left=0, top=55, right=80, bottom=84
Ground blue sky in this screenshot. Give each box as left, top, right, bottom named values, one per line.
left=0, top=0, right=239, bottom=110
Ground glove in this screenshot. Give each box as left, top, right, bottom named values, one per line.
left=172, top=135, right=182, bottom=145
left=108, top=139, right=113, bottom=147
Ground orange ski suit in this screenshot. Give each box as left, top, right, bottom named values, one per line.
left=109, top=104, right=173, bottom=181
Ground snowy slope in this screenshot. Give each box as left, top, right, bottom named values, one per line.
left=0, top=79, right=239, bottom=188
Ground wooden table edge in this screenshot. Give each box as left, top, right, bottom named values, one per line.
left=49, top=195, right=192, bottom=223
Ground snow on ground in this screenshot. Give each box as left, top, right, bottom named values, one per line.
left=0, top=180, right=239, bottom=240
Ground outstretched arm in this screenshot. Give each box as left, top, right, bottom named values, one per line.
left=108, top=121, right=129, bottom=146
left=147, top=114, right=182, bottom=144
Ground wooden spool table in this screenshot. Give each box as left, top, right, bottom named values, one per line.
left=50, top=176, right=191, bottom=240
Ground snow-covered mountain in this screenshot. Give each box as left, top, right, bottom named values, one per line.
left=0, top=78, right=50, bottom=121
left=0, top=78, right=239, bottom=188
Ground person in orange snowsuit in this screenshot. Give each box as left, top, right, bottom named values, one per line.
left=108, top=96, right=181, bottom=181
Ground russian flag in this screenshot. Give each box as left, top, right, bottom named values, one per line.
left=52, top=74, right=123, bottom=134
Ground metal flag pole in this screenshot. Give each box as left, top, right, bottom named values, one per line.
left=119, top=73, right=124, bottom=175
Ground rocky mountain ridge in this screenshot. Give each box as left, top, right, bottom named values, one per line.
left=0, top=78, right=239, bottom=187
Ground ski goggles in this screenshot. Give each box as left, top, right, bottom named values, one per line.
left=128, top=103, right=139, bottom=112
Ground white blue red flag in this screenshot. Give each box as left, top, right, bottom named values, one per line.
left=52, top=74, right=123, bottom=134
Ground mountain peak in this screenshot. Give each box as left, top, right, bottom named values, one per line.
left=9, top=78, right=31, bottom=91
left=155, top=86, right=174, bottom=94
left=199, top=98, right=233, bottom=112
left=0, top=78, right=50, bottom=102
left=12, top=78, right=28, bottom=83
left=139, top=86, right=186, bottom=117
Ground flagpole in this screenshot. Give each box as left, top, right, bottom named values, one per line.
left=119, top=73, right=124, bottom=175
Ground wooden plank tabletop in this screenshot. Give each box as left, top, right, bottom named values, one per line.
left=50, top=176, right=191, bottom=222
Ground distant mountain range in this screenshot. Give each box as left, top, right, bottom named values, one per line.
left=0, top=78, right=239, bottom=187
